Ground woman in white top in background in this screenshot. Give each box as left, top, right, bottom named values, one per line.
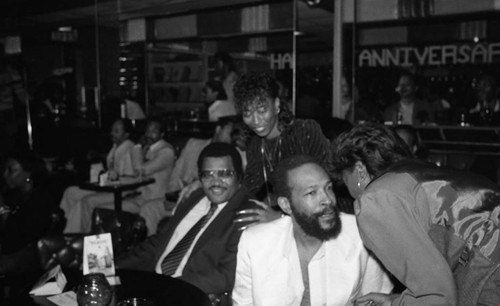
left=204, top=80, right=237, bottom=122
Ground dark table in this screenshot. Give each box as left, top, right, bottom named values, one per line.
left=79, top=178, right=155, bottom=212
left=32, top=269, right=211, bottom=306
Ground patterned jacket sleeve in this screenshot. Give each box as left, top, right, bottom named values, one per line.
left=297, top=119, right=330, bottom=166
left=358, top=178, right=457, bottom=306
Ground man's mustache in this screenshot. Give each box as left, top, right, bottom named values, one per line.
left=318, top=205, right=338, bottom=217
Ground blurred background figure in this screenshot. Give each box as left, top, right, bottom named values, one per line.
left=384, top=72, right=439, bottom=125
left=72, top=119, right=175, bottom=234
left=32, top=78, right=66, bottom=125
left=0, top=152, right=57, bottom=303
left=336, top=75, right=382, bottom=124
left=203, top=80, right=236, bottom=122
left=61, top=118, right=135, bottom=233
left=468, top=73, right=500, bottom=126
left=213, top=52, right=239, bottom=106
left=338, top=75, right=356, bottom=121
left=0, top=44, right=26, bottom=162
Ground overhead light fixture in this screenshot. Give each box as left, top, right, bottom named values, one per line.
left=58, top=26, right=73, bottom=32
left=306, top=0, right=321, bottom=7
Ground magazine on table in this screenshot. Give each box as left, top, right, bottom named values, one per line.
left=83, top=233, right=120, bottom=285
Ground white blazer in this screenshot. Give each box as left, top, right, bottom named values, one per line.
left=132, top=139, right=175, bottom=201
left=106, top=139, right=135, bottom=176
left=233, top=214, right=393, bottom=306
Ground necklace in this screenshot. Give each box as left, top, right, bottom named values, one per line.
left=260, top=137, right=282, bottom=205
left=261, top=137, right=282, bottom=173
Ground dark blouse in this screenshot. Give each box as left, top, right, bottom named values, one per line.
left=243, top=119, right=330, bottom=200
left=0, top=187, right=54, bottom=254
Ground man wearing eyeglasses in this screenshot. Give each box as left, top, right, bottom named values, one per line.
left=116, top=142, right=259, bottom=305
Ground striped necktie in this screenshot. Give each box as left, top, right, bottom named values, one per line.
left=161, top=202, right=218, bottom=275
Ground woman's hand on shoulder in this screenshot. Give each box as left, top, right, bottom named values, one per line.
left=355, top=293, right=399, bottom=306
left=234, top=199, right=282, bottom=231
left=176, top=180, right=202, bottom=205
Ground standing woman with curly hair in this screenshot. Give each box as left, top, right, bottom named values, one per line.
left=233, top=71, right=330, bottom=225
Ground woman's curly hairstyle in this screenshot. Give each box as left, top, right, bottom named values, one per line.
left=330, top=123, right=413, bottom=178
left=233, top=71, right=293, bottom=133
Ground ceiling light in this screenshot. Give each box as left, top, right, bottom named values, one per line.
left=306, top=0, right=321, bottom=7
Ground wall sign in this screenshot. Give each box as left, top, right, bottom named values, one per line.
left=270, top=53, right=293, bottom=70
left=358, top=43, right=500, bottom=67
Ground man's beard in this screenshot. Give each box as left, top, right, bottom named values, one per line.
left=290, top=204, right=342, bottom=241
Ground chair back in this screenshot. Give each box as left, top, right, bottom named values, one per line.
left=37, top=234, right=83, bottom=271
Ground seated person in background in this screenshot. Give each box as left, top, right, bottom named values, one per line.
left=468, top=73, right=500, bottom=126
left=214, top=51, right=239, bottom=106
left=0, top=152, right=55, bottom=275
left=383, top=72, right=439, bottom=125
left=140, top=116, right=246, bottom=235
left=67, top=119, right=175, bottom=233
left=117, top=143, right=259, bottom=305
left=337, top=75, right=356, bottom=121
left=467, top=74, right=500, bottom=183
left=62, top=118, right=135, bottom=233
left=204, top=80, right=237, bottom=122
left=233, top=155, right=393, bottom=305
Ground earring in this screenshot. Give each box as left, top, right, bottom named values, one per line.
left=357, top=181, right=361, bottom=188
left=25, top=177, right=31, bottom=183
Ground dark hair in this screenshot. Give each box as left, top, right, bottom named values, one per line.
left=234, top=71, right=293, bottom=132
left=147, top=118, right=165, bottom=134
left=214, top=52, right=236, bottom=72
left=7, top=151, right=47, bottom=187
left=330, top=123, right=413, bottom=178
left=197, top=142, right=243, bottom=179
left=393, top=124, right=418, bottom=147
left=113, top=118, right=133, bottom=134
left=234, top=72, right=279, bottom=110
left=205, top=80, right=227, bottom=100
left=399, top=71, right=417, bottom=84
left=274, top=155, right=321, bottom=201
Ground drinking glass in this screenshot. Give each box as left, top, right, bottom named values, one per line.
left=76, top=273, right=114, bottom=306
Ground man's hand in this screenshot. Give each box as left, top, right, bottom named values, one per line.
left=108, top=169, right=119, bottom=181
left=234, top=199, right=282, bottom=231
left=355, top=293, right=399, bottom=306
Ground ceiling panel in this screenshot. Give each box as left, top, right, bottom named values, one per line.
left=2, top=0, right=333, bottom=50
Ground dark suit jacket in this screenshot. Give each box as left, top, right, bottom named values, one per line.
left=116, top=186, right=257, bottom=295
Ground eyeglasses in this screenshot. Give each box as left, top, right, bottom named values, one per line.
left=199, top=169, right=236, bottom=181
